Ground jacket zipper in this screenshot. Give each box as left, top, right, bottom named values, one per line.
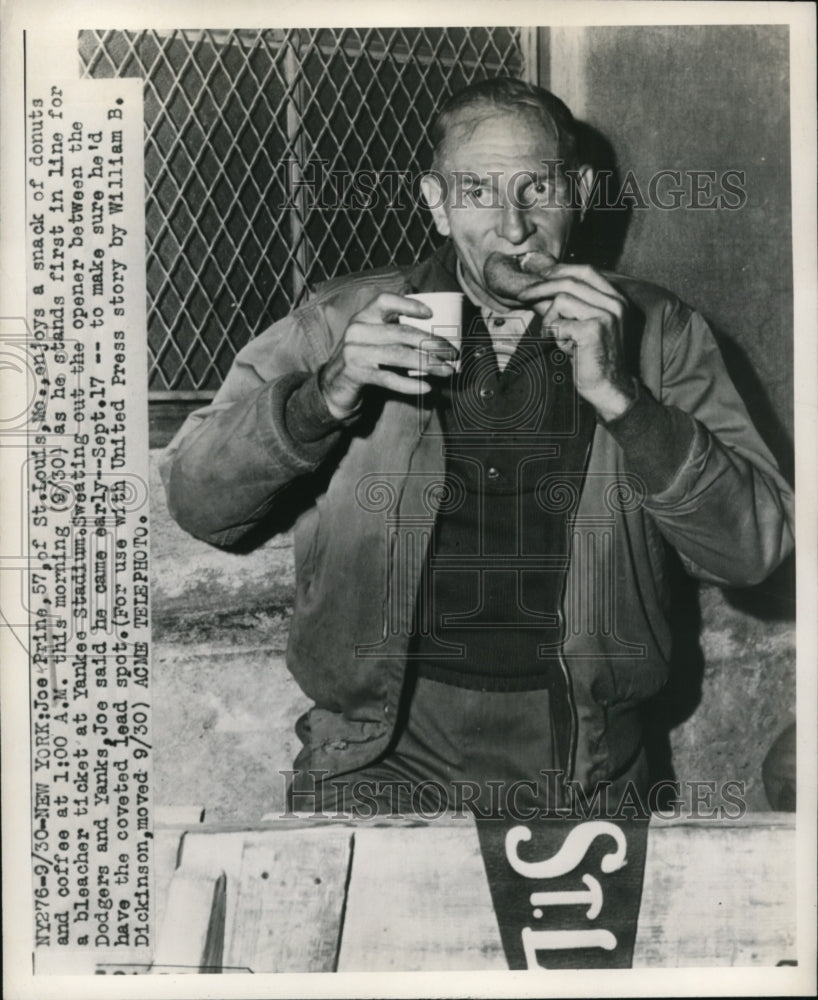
left=554, top=426, right=596, bottom=798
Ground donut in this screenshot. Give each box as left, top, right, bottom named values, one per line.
left=483, top=251, right=556, bottom=301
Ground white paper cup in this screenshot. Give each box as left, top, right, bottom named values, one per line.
left=399, top=291, right=464, bottom=375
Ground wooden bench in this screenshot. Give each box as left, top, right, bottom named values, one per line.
left=150, top=812, right=796, bottom=972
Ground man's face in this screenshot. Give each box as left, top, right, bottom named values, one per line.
left=422, top=110, right=589, bottom=309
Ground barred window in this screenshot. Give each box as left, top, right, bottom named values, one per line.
left=79, top=28, right=532, bottom=398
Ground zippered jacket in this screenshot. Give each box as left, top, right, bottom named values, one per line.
left=161, top=243, right=794, bottom=791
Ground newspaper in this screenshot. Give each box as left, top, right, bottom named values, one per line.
left=1, top=2, right=816, bottom=998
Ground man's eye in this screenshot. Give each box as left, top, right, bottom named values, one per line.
left=520, top=182, right=556, bottom=207
left=468, top=186, right=485, bottom=203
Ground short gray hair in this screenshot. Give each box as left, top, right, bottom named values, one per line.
left=429, top=76, right=581, bottom=171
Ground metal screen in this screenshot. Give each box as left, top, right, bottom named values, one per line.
left=78, top=28, right=531, bottom=397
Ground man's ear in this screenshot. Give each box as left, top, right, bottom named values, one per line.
left=420, top=172, right=451, bottom=237
left=574, top=164, right=595, bottom=221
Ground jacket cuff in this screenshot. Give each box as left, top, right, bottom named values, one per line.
left=284, top=371, right=358, bottom=444
left=602, top=381, right=697, bottom=494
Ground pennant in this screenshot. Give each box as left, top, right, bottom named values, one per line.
left=476, top=814, right=650, bottom=970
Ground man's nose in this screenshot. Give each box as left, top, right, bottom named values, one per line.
left=497, top=201, right=535, bottom=245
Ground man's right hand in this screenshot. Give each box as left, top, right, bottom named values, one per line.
left=318, top=293, right=458, bottom=420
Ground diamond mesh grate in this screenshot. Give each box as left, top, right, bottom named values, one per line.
left=79, top=28, right=528, bottom=394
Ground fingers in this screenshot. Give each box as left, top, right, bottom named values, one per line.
left=517, top=265, right=629, bottom=312
left=537, top=263, right=628, bottom=300
left=535, top=292, right=625, bottom=330
left=517, top=268, right=627, bottom=366
left=354, top=293, right=459, bottom=360
left=347, top=317, right=456, bottom=354
left=368, top=367, right=434, bottom=396
left=346, top=339, right=456, bottom=374
left=322, top=292, right=458, bottom=416
left=345, top=304, right=459, bottom=378
left=355, top=291, right=433, bottom=324
left=523, top=283, right=627, bottom=322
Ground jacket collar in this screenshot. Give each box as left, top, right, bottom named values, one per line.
left=406, top=240, right=461, bottom=293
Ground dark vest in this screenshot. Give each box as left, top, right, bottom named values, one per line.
left=409, top=302, right=596, bottom=691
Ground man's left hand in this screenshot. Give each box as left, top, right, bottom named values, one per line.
left=517, top=263, right=637, bottom=421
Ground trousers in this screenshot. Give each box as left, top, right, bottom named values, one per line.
left=288, top=671, right=649, bottom=818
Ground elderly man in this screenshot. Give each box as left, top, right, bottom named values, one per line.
left=162, top=77, right=793, bottom=818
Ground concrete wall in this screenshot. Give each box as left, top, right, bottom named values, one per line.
left=549, top=24, right=793, bottom=472
left=151, top=454, right=308, bottom=821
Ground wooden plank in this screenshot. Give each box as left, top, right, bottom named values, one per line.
left=152, top=828, right=189, bottom=941
left=154, top=805, right=206, bottom=827
left=152, top=868, right=226, bottom=973
left=187, top=813, right=470, bottom=833
left=337, top=822, right=506, bottom=972
left=224, top=826, right=353, bottom=973
left=177, top=829, right=247, bottom=970
left=633, top=815, right=796, bottom=966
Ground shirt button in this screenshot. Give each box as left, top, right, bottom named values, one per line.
left=486, top=466, right=502, bottom=481
left=479, top=386, right=495, bottom=399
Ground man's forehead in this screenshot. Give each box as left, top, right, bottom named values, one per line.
left=440, top=107, right=561, bottom=165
